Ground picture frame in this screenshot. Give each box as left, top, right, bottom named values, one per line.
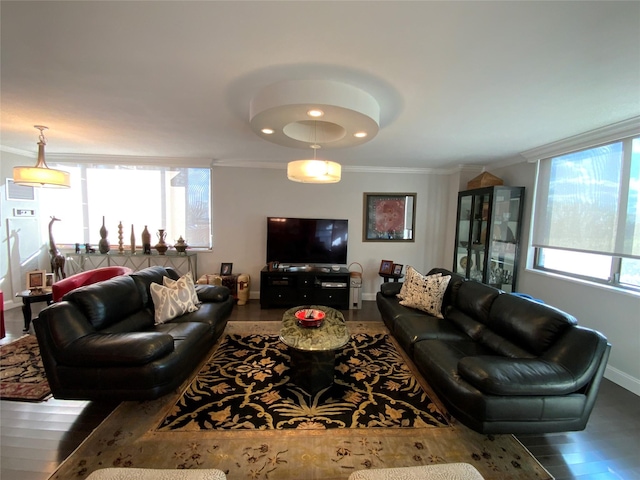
left=392, top=263, right=404, bottom=276
left=27, top=270, right=46, bottom=291
left=45, top=273, right=55, bottom=291
left=379, top=260, right=394, bottom=275
left=363, top=193, right=416, bottom=242
left=220, top=263, right=233, bottom=275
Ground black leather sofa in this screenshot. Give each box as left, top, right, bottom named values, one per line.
left=34, top=266, right=234, bottom=401
left=377, top=267, right=611, bottom=434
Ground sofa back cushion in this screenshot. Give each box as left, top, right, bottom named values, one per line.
left=131, top=266, right=180, bottom=309
left=427, top=268, right=465, bottom=314
left=453, top=280, right=501, bottom=325
left=487, top=294, right=578, bottom=356
left=65, top=275, right=144, bottom=330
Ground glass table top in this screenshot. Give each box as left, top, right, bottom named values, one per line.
left=279, top=305, right=349, bottom=351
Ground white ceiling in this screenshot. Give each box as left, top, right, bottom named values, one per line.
left=1, top=1, right=639, bottom=170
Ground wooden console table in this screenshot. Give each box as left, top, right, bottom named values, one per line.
left=64, top=252, right=197, bottom=278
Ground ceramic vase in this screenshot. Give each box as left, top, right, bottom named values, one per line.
left=142, top=225, right=151, bottom=254
left=155, top=228, right=168, bottom=255
left=130, top=225, right=136, bottom=253
left=118, top=221, right=124, bottom=254
left=98, top=216, right=110, bottom=254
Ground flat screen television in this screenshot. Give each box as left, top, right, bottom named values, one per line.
left=266, top=217, right=348, bottom=265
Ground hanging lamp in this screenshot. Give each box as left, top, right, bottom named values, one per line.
left=13, top=126, right=71, bottom=188
left=287, top=120, right=342, bottom=184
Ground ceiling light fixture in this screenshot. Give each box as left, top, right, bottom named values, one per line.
left=13, top=126, right=70, bottom=188
left=307, top=109, right=324, bottom=118
left=261, top=128, right=275, bottom=134
left=287, top=121, right=341, bottom=184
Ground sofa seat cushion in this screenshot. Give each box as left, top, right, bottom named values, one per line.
left=458, top=356, right=578, bottom=396
left=394, top=315, right=469, bottom=357
left=60, top=332, right=174, bottom=367
left=166, top=300, right=234, bottom=340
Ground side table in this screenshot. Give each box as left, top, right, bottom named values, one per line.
left=379, top=273, right=404, bottom=283
left=16, top=290, right=53, bottom=332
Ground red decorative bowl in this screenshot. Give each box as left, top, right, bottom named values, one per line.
left=294, top=308, right=326, bottom=327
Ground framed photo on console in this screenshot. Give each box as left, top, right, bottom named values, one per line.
left=363, top=192, right=416, bottom=242
left=27, top=270, right=46, bottom=291
left=379, top=260, right=394, bottom=275
left=392, top=263, right=404, bottom=276
left=220, top=263, right=233, bottom=275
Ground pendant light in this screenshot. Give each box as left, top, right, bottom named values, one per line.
left=13, top=126, right=71, bottom=188
left=287, top=121, right=341, bottom=184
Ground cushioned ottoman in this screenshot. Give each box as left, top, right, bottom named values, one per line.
left=85, top=468, right=227, bottom=480
left=348, top=463, right=484, bottom=480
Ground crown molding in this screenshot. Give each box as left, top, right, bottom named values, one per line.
left=44, top=153, right=214, bottom=167
left=519, top=116, right=640, bottom=163
left=0, top=145, right=35, bottom=157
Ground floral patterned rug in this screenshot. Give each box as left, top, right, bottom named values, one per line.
left=157, top=333, right=449, bottom=431
left=50, top=322, right=552, bottom=480
left=0, top=335, right=51, bottom=402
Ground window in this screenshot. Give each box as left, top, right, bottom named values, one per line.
left=532, top=135, right=640, bottom=291
left=40, top=164, right=212, bottom=249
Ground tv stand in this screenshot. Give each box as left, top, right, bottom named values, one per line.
left=260, top=266, right=349, bottom=309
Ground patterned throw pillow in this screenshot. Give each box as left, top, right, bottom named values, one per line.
left=397, top=267, right=440, bottom=300
left=398, top=266, right=451, bottom=318
left=150, top=273, right=200, bottom=324
left=163, top=272, right=200, bottom=310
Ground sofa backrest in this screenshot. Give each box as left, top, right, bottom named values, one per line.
left=487, top=293, right=578, bottom=356
left=130, top=266, right=180, bottom=309
left=64, top=274, right=145, bottom=330
left=453, top=280, right=501, bottom=325
left=426, top=268, right=466, bottom=314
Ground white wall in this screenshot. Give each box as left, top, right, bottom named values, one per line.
left=490, top=160, right=640, bottom=395
left=208, top=166, right=452, bottom=300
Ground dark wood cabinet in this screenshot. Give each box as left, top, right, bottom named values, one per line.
left=260, top=267, right=349, bottom=309
left=453, top=186, right=525, bottom=292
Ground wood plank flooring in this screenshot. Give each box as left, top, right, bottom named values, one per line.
left=1, top=299, right=638, bottom=479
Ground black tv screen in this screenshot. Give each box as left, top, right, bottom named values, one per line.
left=266, top=217, right=348, bottom=265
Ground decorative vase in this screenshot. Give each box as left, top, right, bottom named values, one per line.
left=98, top=216, right=110, bottom=254
left=142, top=225, right=151, bottom=255
left=174, top=235, right=188, bottom=254
left=118, top=221, right=124, bottom=254
left=155, top=228, right=168, bottom=255
left=130, top=225, right=136, bottom=254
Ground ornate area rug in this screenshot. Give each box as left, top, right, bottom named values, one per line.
left=157, top=333, right=449, bottom=431
left=0, top=335, right=51, bottom=402
left=50, top=322, right=552, bottom=480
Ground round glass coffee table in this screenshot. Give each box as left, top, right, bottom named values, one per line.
left=280, top=305, right=349, bottom=395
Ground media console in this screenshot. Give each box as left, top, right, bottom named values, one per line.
left=260, top=266, right=350, bottom=309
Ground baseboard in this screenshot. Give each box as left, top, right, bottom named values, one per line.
left=605, top=365, right=640, bottom=396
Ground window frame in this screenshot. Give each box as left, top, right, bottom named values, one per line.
left=530, top=132, right=640, bottom=293
left=41, top=159, right=214, bottom=250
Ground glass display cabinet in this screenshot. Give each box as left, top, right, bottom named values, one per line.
left=453, top=186, right=525, bottom=292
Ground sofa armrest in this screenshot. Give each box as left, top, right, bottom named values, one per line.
left=60, top=332, right=174, bottom=367
left=195, top=284, right=230, bottom=303
left=458, top=356, right=578, bottom=396
left=380, top=282, right=403, bottom=297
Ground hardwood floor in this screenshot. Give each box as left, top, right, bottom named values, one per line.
left=1, top=300, right=638, bottom=479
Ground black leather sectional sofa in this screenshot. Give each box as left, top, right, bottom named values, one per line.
left=377, top=267, right=611, bottom=434
left=34, top=266, right=234, bottom=401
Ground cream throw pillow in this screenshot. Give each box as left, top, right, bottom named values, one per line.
left=150, top=272, right=200, bottom=324
left=398, top=266, right=450, bottom=319
left=163, top=272, right=200, bottom=310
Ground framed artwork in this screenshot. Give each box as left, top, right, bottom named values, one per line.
left=45, top=273, right=55, bottom=290
left=27, top=270, right=46, bottom=290
left=392, top=263, right=404, bottom=276
left=220, top=263, right=233, bottom=275
left=379, top=260, right=394, bottom=275
left=363, top=193, right=416, bottom=242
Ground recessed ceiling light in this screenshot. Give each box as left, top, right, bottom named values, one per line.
left=354, top=131, right=368, bottom=138
left=307, top=109, right=324, bottom=118
left=261, top=128, right=275, bottom=134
